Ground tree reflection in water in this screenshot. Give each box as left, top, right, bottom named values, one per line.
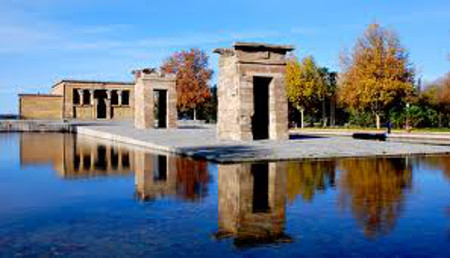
left=175, top=158, right=210, bottom=201
left=286, top=160, right=336, bottom=203
left=20, top=133, right=442, bottom=243
left=415, top=156, right=450, bottom=180
left=338, top=158, right=412, bottom=238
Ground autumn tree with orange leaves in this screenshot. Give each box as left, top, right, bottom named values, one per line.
left=436, top=73, right=450, bottom=110
left=161, top=49, right=213, bottom=120
left=339, top=23, right=415, bottom=129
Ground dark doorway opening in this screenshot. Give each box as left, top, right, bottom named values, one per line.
left=154, top=155, right=167, bottom=181
left=83, top=155, right=91, bottom=170
left=251, top=163, right=270, bottom=213
left=154, top=90, right=168, bottom=128
left=95, top=145, right=107, bottom=171
left=74, top=154, right=80, bottom=171
left=122, top=152, right=130, bottom=170
left=95, top=91, right=107, bottom=119
left=252, top=77, right=271, bottom=140
left=111, top=148, right=119, bottom=170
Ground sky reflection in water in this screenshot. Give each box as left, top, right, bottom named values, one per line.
left=0, top=133, right=449, bottom=257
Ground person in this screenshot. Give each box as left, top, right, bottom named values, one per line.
left=386, top=121, right=392, bottom=134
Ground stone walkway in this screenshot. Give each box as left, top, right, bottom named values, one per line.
left=75, top=122, right=450, bottom=163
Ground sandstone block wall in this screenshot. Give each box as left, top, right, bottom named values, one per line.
left=217, top=162, right=287, bottom=241
left=134, top=69, right=177, bottom=129
left=214, top=42, right=294, bottom=141
left=53, top=80, right=134, bottom=120
left=19, top=94, right=63, bottom=119
left=134, top=151, right=177, bottom=200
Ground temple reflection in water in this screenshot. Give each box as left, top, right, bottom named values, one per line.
left=18, top=134, right=447, bottom=244
left=215, top=162, right=291, bottom=247
left=20, top=133, right=133, bottom=178
left=19, top=133, right=209, bottom=201
left=134, top=151, right=209, bottom=201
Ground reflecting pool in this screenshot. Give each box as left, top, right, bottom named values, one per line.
left=0, top=133, right=449, bottom=256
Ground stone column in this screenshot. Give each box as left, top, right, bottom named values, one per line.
left=106, top=146, right=112, bottom=172
left=89, top=90, right=95, bottom=119
left=106, top=90, right=112, bottom=119
left=79, top=149, right=84, bottom=171
left=117, top=90, right=123, bottom=106
left=89, top=90, right=94, bottom=105
left=93, top=98, right=98, bottom=119
left=77, top=89, right=84, bottom=106
left=118, top=148, right=123, bottom=170
left=90, top=147, right=95, bottom=171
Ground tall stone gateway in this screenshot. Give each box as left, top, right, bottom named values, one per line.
left=214, top=42, right=294, bottom=141
left=134, top=68, right=177, bottom=129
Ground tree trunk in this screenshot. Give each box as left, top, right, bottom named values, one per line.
left=193, top=107, right=197, bottom=121
left=375, top=113, right=381, bottom=129
left=322, top=97, right=327, bottom=127
left=330, top=96, right=335, bottom=127
left=300, top=108, right=305, bottom=129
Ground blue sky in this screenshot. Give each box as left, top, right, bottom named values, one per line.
left=0, top=0, right=449, bottom=114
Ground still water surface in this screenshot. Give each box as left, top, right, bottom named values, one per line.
left=0, top=133, right=449, bottom=256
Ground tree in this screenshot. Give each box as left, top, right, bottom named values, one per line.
left=436, top=73, right=450, bottom=108
left=319, top=68, right=338, bottom=126
left=286, top=56, right=325, bottom=128
left=339, top=23, right=415, bottom=129
left=197, top=84, right=218, bottom=123
left=161, top=49, right=213, bottom=120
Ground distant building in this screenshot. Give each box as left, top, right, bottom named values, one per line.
left=19, top=80, right=134, bottom=120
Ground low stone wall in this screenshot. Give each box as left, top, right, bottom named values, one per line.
left=0, top=120, right=73, bottom=133
left=19, top=94, right=63, bottom=119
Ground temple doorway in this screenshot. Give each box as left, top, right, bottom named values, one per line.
left=252, top=77, right=271, bottom=140
left=153, top=90, right=168, bottom=128
left=95, top=91, right=107, bottom=119
left=251, top=163, right=270, bottom=213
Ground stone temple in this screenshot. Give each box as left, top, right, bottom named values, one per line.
left=133, top=68, right=177, bottom=129
left=17, top=68, right=177, bottom=130
left=19, top=80, right=134, bottom=120
left=214, top=42, right=294, bottom=141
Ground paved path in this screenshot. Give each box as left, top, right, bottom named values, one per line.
left=76, top=122, right=450, bottom=163
left=293, top=129, right=450, bottom=146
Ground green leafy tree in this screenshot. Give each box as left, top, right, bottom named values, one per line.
left=319, top=68, right=338, bottom=126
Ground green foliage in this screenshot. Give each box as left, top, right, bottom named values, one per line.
left=348, top=110, right=375, bottom=127
left=196, top=85, right=217, bottom=123
left=407, top=105, right=438, bottom=128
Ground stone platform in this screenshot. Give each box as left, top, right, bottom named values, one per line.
left=75, top=122, right=450, bottom=163
left=0, top=120, right=73, bottom=132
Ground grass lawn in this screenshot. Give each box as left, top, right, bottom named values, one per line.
left=291, top=127, right=450, bottom=133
